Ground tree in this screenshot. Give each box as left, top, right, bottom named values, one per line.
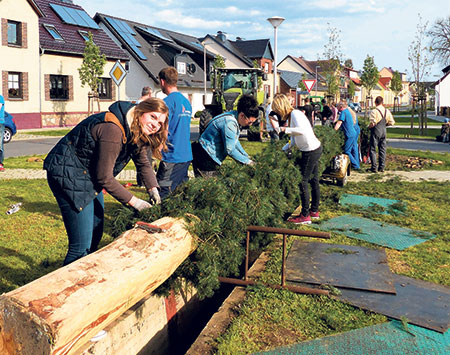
left=211, top=54, right=225, bottom=88
left=390, top=70, right=403, bottom=112
left=428, top=15, right=450, bottom=67
left=408, top=14, right=432, bottom=134
left=78, top=32, right=106, bottom=114
left=320, top=24, right=344, bottom=99
left=344, top=58, right=354, bottom=69
left=360, top=55, right=379, bottom=116
left=297, top=72, right=307, bottom=91
left=347, top=79, right=356, bottom=101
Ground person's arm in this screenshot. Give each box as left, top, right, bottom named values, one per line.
left=334, top=120, right=343, bottom=131
left=368, top=109, right=378, bottom=128
left=132, top=147, right=161, bottom=203
left=92, top=123, right=150, bottom=208
left=222, top=118, right=251, bottom=164
left=386, top=109, right=395, bottom=126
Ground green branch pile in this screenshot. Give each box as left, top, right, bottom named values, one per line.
left=112, top=126, right=344, bottom=298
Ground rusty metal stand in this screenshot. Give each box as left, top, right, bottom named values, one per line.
left=218, top=225, right=331, bottom=296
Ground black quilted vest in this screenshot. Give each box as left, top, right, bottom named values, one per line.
left=44, top=101, right=137, bottom=211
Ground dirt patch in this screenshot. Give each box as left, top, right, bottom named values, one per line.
left=386, top=250, right=412, bottom=274
left=386, top=154, right=444, bottom=170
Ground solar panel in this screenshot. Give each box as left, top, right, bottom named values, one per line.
left=50, top=4, right=99, bottom=29
left=190, top=41, right=204, bottom=51
left=105, top=17, right=146, bottom=60
left=137, top=26, right=173, bottom=42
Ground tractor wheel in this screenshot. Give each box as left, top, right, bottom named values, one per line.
left=199, top=109, right=213, bottom=135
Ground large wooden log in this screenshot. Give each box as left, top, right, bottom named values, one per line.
left=0, top=217, right=196, bottom=355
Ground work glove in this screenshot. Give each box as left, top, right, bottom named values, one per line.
left=248, top=160, right=256, bottom=166
left=129, top=196, right=152, bottom=211
left=148, top=187, right=161, bottom=205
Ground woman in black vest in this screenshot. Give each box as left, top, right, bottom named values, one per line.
left=44, top=98, right=168, bottom=265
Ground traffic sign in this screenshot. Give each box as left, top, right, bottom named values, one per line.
left=303, top=79, right=316, bottom=93
left=109, top=60, right=127, bottom=86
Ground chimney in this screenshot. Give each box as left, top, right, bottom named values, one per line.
left=217, top=31, right=227, bottom=42
left=236, top=37, right=243, bottom=41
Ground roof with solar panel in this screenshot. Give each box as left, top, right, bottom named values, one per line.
left=36, top=0, right=128, bottom=60
left=94, top=12, right=214, bottom=88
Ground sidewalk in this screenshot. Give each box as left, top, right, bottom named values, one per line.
left=0, top=168, right=137, bottom=180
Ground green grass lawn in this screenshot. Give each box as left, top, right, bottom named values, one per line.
left=387, top=127, right=440, bottom=140
left=392, top=115, right=442, bottom=126
left=215, top=177, right=450, bottom=353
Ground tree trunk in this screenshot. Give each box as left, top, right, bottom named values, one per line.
left=0, top=217, right=196, bottom=355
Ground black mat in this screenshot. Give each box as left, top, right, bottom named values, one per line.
left=286, top=241, right=396, bottom=293
left=289, top=274, right=450, bottom=333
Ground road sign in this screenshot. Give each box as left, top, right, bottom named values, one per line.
left=109, top=60, right=127, bottom=86
left=303, top=79, right=316, bottom=93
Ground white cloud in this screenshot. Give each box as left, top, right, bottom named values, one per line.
left=155, top=10, right=247, bottom=30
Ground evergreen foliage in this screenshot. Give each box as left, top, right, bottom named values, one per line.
left=112, top=127, right=344, bottom=298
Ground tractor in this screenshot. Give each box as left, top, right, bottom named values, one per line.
left=200, top=68, right=267, bottom=140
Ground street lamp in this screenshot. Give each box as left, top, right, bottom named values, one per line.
left=315, top=65, right=320, bottom=96
left=201, top=38, right=214, bottom=105
left=267, top=16, right=285, bottom=98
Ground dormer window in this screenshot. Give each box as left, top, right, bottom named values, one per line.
left=44, top=24, right=64, bottom=41
left=177, top=62, right=186, bottom=75
left=78, top=30, right=90, bottom=41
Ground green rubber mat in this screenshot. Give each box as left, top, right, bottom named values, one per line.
left=340, top=194, right=406, bottom=215
left=258, top=321, right=450, bottom=354
left=318, top=215, right=436, bottom=250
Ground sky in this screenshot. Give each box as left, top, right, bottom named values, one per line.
left=77, top=0, right=450, bottom=81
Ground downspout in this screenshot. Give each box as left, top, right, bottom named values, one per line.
left=39, top=46, right=44, bottom=128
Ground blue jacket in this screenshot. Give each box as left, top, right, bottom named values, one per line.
left=199, top=111, right=250, bottom=165
left=338, top=108, right=357, bottom=138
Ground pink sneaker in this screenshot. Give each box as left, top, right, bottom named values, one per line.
left=0, top=164, right=4, bottom=172
left=310, top=211, right=320, bottom=219
left=289, top=214, right=312, bottom=225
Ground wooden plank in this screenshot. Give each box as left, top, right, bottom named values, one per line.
left=0, top=217, right=196, bottom=355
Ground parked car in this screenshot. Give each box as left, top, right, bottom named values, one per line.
left=349, top=102, right=362, bottom=113
left=3, top=112, right=17, bottom=143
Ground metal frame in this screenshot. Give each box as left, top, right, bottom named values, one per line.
left=219, top=225, right=332, bottom=296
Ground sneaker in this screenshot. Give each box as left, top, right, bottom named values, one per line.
left=90, top=330, right=107, bottom=342
left=0, top=164, right=4, bottom=172
left=289, top=215, right=312, bottom=225
left=310, top=211, right=320, bottom=219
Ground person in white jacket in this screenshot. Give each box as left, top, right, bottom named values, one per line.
left=272, top=93, right=323, bottom=225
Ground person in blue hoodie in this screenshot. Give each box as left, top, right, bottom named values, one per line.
left=192, top=94, right=259, bottom=177
left=334, top=100, right=360, bottom=169
left=44, top=99, right=168, bottom=265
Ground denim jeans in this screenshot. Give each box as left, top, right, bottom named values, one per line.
left=156, top=161, right=191, bottom=199
left=0, top=123, right=4, bottom=164
left=298, top=145, right=323, bottom=217
left=48, top=175, right=104, bottom=265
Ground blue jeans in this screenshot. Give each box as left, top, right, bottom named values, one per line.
left=344, top=135, right=360, bottom=169
left=48, top=176, right=104, bottom=265
left=0, top=123, right=4, bottom=164
left=156, top=161, right=191, bottom=199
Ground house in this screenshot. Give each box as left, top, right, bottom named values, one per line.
left=95, top=13, right=215, bottom=114
left=36, top=0, right=129, bottom=128
left=278, top=55, right=328, bottom=96
left=379, top=67, right=410, bottom=106
left=432, top=64, right=450, bottom=116
left=1, top=0, right=44, bottom=128
left=342, top=67, right=362, bottom=103
left=1, top=0, right=129, bottom=129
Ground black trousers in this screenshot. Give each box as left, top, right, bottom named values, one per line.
left=298, top=145, right=322, bottom=217
left=191, top=141, right=220, bottom=178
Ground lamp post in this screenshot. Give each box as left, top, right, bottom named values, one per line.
left=267, top=16, right=285, bottom=98
left=315, top=65, right=320, bottom=97
left=201, top=38, right=214, bottom=105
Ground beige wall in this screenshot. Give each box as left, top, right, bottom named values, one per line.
left=204, top=42, right=251, bottom=69
left=0, top=0, right=40, bottom=114
left=41, top=54, right=127, bottom=127
left=278, top=57, right=307, bottom=74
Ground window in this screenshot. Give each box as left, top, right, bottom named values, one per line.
left=97, top=78, right=112, bottom=99
left=50, top=75, right=69, bottom=100
left=7, top=20, right=21, bottom=46
left=264, top=62, right=269, bottom=73
left=78, top=30, right=90, bottom=41
left=8, top=72, right=22, bottom=98
left=44, top=24, right=64, bottom=41
left=177, top=62, right=186, bottom=75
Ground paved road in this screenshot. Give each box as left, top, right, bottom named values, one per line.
left=4, top=125, right=450, bottom=158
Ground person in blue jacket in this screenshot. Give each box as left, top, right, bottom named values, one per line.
left=334, top=100, right=360, bottom=169
left=192, top=94, right=259, bottom=177
left=157, top=67, right=192, bottom=199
